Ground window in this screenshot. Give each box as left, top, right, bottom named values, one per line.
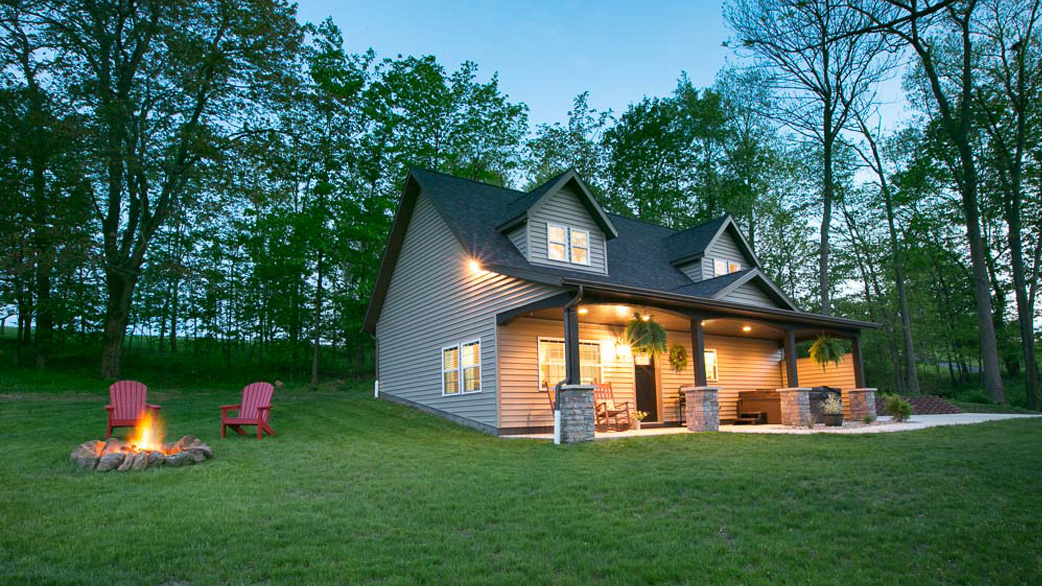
left=538, top=338, right=602, bottom=389
left=547, top=223, right=591, bottom=266
left=713, top=258, right=741, bottom=277
left=570, top=229, right=590, bottom=265
left=704, top=349, right=719, bottom=382
left=442, top=340, right=481, bottom=395
left=548, top=223, right=568, bottom=261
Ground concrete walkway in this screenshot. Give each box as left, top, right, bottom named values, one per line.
left=502, top=412, right=1041, bottom=440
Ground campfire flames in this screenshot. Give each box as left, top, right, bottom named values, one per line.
left=127, top=410, right=166, bottom=454
left=70, top=412, right=214, bottom=472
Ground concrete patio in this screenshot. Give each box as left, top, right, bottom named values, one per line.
left=502, top=412, right=1042, bottom=440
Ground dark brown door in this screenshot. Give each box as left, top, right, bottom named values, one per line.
left=635, top=363, right=658, bottom=422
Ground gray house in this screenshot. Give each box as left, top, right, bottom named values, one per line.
left=363, top=168, right=875, bottom=436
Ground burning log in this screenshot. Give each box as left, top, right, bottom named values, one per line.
left=72, top=435, right=213, bottom=472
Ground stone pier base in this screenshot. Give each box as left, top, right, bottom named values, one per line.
left=682, top=386, right=720, bottom=432
left=555, top=385, right=595, bottom=444
left=845, top=388, right=878, bottom=421
left=778, top=388, right=811, bottom=427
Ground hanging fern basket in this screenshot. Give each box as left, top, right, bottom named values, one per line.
left=625, top=313, right=667, bottom=357
left=809, top=335, right=845, bottom=370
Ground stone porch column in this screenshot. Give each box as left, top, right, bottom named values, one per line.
left=682, top=386, right=720, bottom=432
left=845, top=388, right=878, bottom=421
left=554, top=384, right=595, bottom=444
left=777, top=388, right=811, bottom=427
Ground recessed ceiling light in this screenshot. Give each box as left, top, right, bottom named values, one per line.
left=742, top=326, right=752, bottom=332
left=577, top=307, right=588, bottom=315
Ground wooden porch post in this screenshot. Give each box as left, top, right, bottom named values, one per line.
left=851, top=334, right=866, bottom=388
left=690, top=317, right=707, bottom=387
left=563, top=304, right=581, bottom=385
left=784, top=330, right=799, bottom=388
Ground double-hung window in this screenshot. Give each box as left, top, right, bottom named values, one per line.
left=547, top=223, right=590, bottom=266
left=442, top=339, right=481, bottom=395
left=538, top=338, right=602, bottom=389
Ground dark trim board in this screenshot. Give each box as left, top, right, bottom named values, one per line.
left=498, top=425, right=554, bottom=436
left=377, top=392, right=498, bottom=436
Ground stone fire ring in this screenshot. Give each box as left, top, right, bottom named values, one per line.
left=70, top=435, right=213, bottom=472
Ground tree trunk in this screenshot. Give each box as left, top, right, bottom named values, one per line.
left=819, top=120, right=834, bottom=316
left=100, top=270, right=138, bottom=379
left=311, top=252, right=324, bottom=390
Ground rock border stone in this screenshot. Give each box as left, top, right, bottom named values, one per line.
left=70, top=435, right=213, bottom=472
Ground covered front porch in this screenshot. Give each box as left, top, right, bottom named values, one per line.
left=495, top=284, right=877, bottom=440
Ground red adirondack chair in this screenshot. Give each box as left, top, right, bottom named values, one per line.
left=105, top=380, right=161, bottom=438
left=220, top=382, right=275, bottom=440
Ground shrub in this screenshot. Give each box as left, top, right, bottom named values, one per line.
left=961, top=390, right=992, bottom=405
left=863, top=414, right=876, bottom=424
left=821, top=394, right=843, bottom=416
left=883, top=394, right=913, bottom=422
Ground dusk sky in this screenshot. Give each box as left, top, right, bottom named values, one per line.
left=294, top=0, right=734, bottom=126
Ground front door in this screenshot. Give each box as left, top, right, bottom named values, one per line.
left=635, top=363, right=658, bottom=422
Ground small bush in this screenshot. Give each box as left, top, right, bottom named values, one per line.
left=960, top=390, right=992, bottom=405
left=883, top=394, right=913, bottom=422
left=863, top=414, right=876, bottom=425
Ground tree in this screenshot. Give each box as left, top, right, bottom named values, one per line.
left=854, top=0, right=1006, bottom=402
left=525, top=92, right=612, bottom=190
left=27, top=0, right=302, bottom=377
left=725, top=0, right=890, bottom=315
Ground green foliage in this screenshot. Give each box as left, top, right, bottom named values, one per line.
left=883, top=394, right=913, bottom=422
left=668, top=344, right=688, bottom=373
left=809, top=335, right=845, bottom=370
left=625, top=313, right=668, bottom=356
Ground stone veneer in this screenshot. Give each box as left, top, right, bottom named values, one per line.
left=555, top=385, right=595, bottom=444
left=777, top=388, right=811, bottom=427
left=845, top=388, right=878, bottom=420
left=682, top=386, right=720, bottom=432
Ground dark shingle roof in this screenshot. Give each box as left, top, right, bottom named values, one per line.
left=664, top=215, right=728, bottom=264
left=406, top=166, right=733, bottom=294
left=673, top=269, right=753, bottom=297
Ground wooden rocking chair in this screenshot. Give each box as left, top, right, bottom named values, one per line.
left=105, top=380, right=161, bottom=438
left=594, top=382, right=633, bottom=431
left=220, top=382, right=276, bottom=440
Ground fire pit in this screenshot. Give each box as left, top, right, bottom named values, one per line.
left=70, top=411, right=213, bottom=472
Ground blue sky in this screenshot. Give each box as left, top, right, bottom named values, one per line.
left=294, top=0, right=908, bottom=129
left=294, top=0, right=732, bottom=126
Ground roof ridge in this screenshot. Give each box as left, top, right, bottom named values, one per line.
left=604, top=211, right=679, bottom=233
left=410, top=166, right=526, bottom=196
left=666, top=214, right=729, bottom=238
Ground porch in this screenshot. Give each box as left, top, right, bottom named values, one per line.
left=495, top=285, right=877, bottom=439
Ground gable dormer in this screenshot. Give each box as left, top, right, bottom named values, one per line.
left=665, top=215, right=760, bottom=283
left=497, top=170, right=617, bottom=275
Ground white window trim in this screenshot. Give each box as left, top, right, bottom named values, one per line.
left=537, top=337, right=602, bottom=389
left=441, top=338, right=482, bottom=396
left=704, top=348, right=719, bottom=382
left=546, top=223, right=592, bottom=267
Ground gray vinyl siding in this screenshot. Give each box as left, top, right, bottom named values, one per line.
left=506, top=224, right=528, bottom=257
left=721, top=282, right=779, bottom=308
left=528, top=186, right=608, bottom=274
left=375, top=193, right=563, bottom=429
left=677, top=260, right=704, bottom=282
left=702, top=230, right=750, bottom=280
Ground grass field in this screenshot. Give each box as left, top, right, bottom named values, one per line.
left=2, top=373, right=1041, bottom=585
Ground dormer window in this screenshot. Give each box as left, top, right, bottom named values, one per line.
left=713, top=258, right=741, bottom=277
left=547, top=223, right=590, bottom=266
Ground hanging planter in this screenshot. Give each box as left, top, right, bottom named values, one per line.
left=668, top=344, right=688, bottom=373
left=625, top=312, right=667, bottom=357
left=809, top=334, right=845, bottom=370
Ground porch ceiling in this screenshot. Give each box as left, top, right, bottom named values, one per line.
left=522, top=304, right=787, bottom=341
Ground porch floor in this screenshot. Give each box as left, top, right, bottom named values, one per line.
left=500, top=413, right=1042, bottom=440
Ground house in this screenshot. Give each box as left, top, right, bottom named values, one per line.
left=363, top=168, right=877, bottom=437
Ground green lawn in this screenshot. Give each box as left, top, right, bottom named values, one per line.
left=2, top=376, right=1041, bottom=585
